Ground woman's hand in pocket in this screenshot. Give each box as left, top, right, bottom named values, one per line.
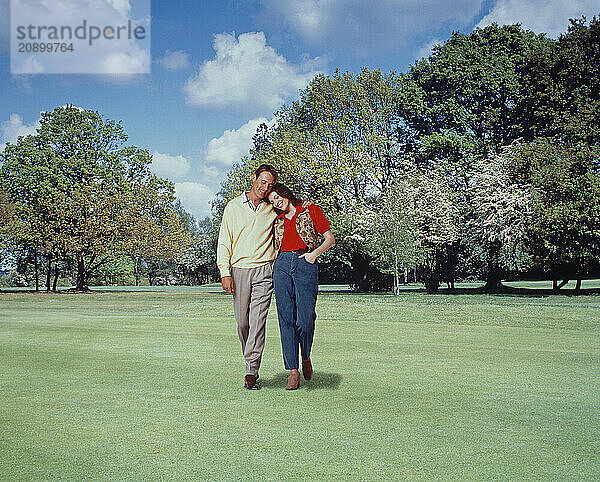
left=299, top=252, right=317, bottom=264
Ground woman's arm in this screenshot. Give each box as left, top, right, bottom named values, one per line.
left=300, top=230, right=335, bottom=264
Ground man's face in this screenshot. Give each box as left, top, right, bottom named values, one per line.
left=250, top=171, right=276, bottom=200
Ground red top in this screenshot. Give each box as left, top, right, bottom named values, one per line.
left=279, top=204, right=331, bottom=252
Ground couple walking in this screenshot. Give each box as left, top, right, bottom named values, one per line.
left=216, top=165, right=335, bottom=390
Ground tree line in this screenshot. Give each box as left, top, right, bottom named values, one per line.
left=0, top=106, right=218, bottom=291
left=215, top=18, right=600, bottom=292
left=1, top=18, right=599, bottom=292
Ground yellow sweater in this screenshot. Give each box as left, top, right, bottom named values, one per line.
left=216, top=193, right=277, bottom=277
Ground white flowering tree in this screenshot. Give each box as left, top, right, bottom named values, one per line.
left=360, top=169, right=460, bottom=294
left=468, top=145, right=534, bottom=288
left=407, top=169, right=461, bottom=292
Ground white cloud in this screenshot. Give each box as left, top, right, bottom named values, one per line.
left=158, top=50, right=190, bottom=70
left=415, top=38, right=443, bottom=60
left=150, top=152, right=191, bottom=181
left=260, top=0, right=483, bottom=56
left=10, top=0, right=150, bottom=75
left=175, top=182, right=215, bottom=219
left=183, top=32, right=321, bottom=115
left=476, top=0, right=599, bottom=37
left=206, top=117, right=274, bottom=167
left=0, top=114, right=40, bottom=150
left=197, top=164, right=222, bottom=185
left=99, top=50, right=151, bottom=75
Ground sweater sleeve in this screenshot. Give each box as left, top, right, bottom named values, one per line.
left=216, top=204, right=233, bottom=278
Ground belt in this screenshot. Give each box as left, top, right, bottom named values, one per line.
left=293, top=247, right=309, bottom=254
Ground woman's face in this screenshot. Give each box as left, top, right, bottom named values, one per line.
left=268, top=191, right=290, bottom=212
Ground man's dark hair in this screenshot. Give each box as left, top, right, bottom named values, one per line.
left=254, top=164, right=278, bottom=183
left=267, top=183, right=303, bottom=212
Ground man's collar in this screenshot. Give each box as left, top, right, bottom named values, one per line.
left=243, top=191, right=265, bottom=211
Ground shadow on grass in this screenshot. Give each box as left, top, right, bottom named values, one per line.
left=260, top=372, right=342, bottom=390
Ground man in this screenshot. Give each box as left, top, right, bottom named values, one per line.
left=216, top=164, right=279, bottom=390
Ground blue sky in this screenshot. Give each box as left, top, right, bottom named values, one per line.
left=1, top=0, right=598, bottom=221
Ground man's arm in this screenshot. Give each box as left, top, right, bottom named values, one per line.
left=216, top=205, right=234, bottom=293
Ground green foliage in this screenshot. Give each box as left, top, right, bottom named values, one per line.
left=0, top=188, right=15, bottom=250
left=88, top=256, right=135, bottom=286
left=406, top=24, right=554, bottom=152
left=508, top=139, right=600, bottom=282
left=0, top=105, right=185, bottom=290
left=215, top=69, right=412, bottom=290
left=553, top=16, right=600, bottom=145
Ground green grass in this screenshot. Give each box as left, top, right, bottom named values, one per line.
left=1, top=286, right=599, bottom=479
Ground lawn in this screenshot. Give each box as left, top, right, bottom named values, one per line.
left=0, top=285, right=598, bottom=479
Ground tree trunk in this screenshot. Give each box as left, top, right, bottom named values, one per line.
left=350, top=253, right=384, bottom=292
left=419, top=249, right=442, bottom=294
left=351, top=254, right=369, bottom=291
left=483, top=244, right=502, bottom=291
left=483, top=268, right=502, bottom=290
left=133, top=257, right=140, bottom=286
left=75, top=253, right=89, bottom=291
left=553, top=279, right=569, bottom=292
left=52, top=265, right=59, bottom=291
left=442, top=243, right=458, bottom=291
left=393, top=248, right=400, bottom=295
left=46, top=255, right=52, bottom=291
left=422, top=269, right=439, bottom=293
left=575, top=279, right=582, bottom=291
left=34, top=246, right=39, bottom=291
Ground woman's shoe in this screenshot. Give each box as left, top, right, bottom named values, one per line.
left=302, top=358, right=313, bottom=380
left=286, top=371, right=301, bottom=390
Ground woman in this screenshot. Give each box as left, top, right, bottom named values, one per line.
left=267, top=183, right=335, bottom=390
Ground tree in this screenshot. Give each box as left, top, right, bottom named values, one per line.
left=0, top=106, right=184, bottom=291
left=177, top=234, right=216, bottom=285
left=403, top=23, right=555, bottom=288
left=120, top=177, right=186, bottom=287
left=0, top=189, right=16, bottom=251
left=216, top=69, right=410, bottom=290
left=468, top=144, right=535, bottom=288
left=508, top=139, right=600, bottom=290
left=371, top=181, right=421, bottom=293
left=170, top=204, right=218, bottom=286
left=408, top=168, right=461, bottom=292
left=551, top=16, right=600, bottom=146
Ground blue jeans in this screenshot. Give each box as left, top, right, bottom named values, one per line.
left=273, top=250, right=318, bottom=370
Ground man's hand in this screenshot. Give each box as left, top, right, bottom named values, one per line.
left=221, top=276, right=234, bottom=293
left=299, top=251, right=317, bottom=264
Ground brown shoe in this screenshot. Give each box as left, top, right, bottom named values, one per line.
left=286, top=371, right=301, bottom=390
left=244, top=374, right=260, bottom=390
left=302, top=358, right=313, bottom=380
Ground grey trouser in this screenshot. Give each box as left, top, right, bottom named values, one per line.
left=231, top=263, right=274, bottom=376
